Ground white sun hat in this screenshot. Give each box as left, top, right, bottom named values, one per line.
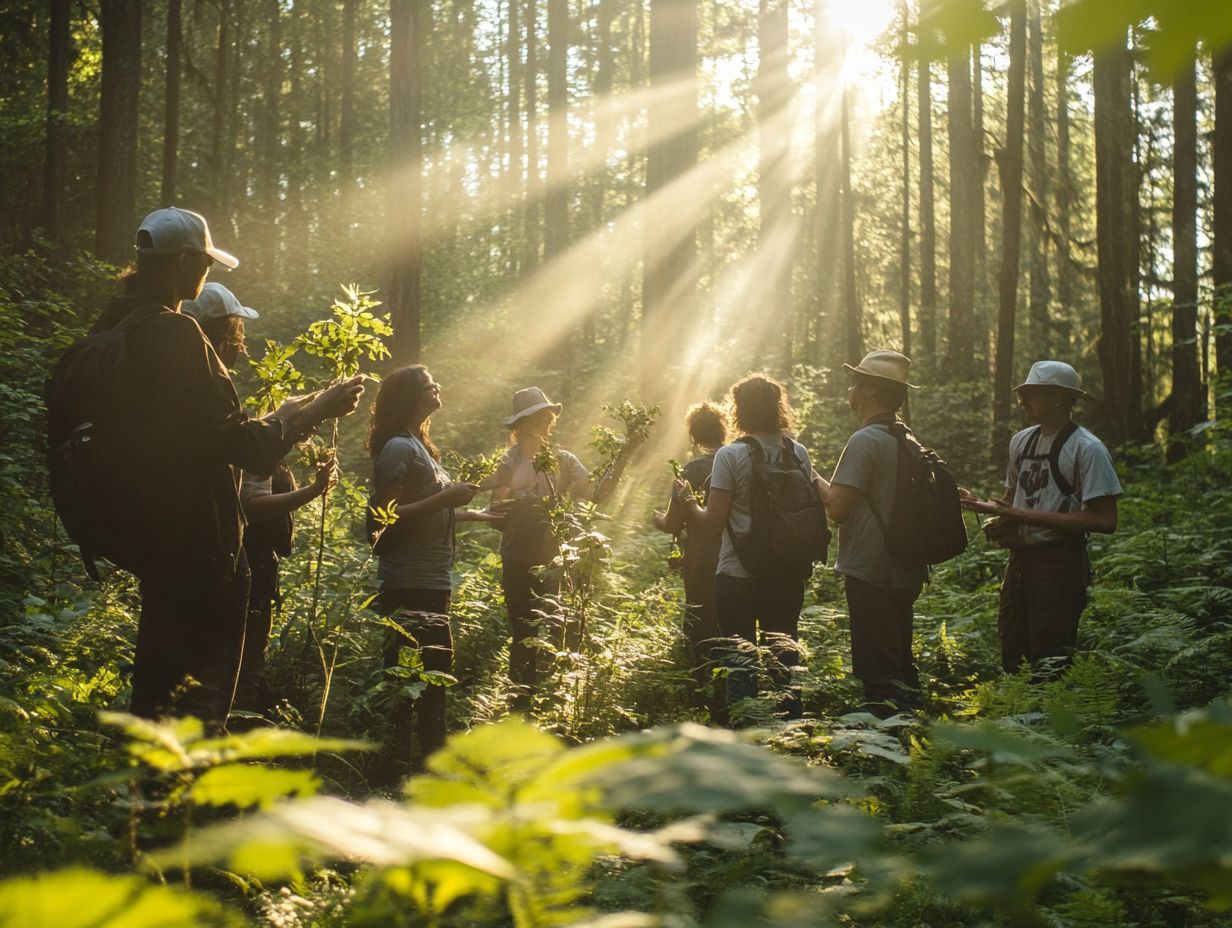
left=1014, top=360, right=1087, bottom=396
left=135, top=207, right=239, bottom=269
left=504, top=387, right=563, bottom=427
left=180, top=282, right=259, bottom=322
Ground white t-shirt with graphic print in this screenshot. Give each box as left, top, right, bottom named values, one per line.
left=1005, top=424, right=1122, bottom=546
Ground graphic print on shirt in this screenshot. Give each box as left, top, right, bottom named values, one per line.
left=1018, top=454, right=1072, bottom=513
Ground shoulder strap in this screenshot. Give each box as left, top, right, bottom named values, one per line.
left=1017, top=426, right=1043, bottom=470
left=1047, top=421, right=1080, bottom=499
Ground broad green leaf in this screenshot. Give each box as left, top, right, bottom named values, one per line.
left=189, top=764, right=320, bottom=810
left=157, top=797, right=514, bottom=880
left=0, top=868, right=238, bottom=928
left=932, top=721, right=1074, bottom=765
left=921, top=824, right=1079, bottom=905
left=1131, top=702, right=1232, bottom=777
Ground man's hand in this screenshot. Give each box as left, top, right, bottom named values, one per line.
left=959, top=487, right=1008, bottom=516
left=311, top=375, right=367, bottom=421
left=311, top=456, right=339, bottom=498
left=984, top=516, right=1024, bottom=548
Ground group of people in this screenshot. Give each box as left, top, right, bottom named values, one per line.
left=85, top=206, right=1123, bottom=765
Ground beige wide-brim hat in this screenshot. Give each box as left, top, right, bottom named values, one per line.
left=1014, top=360, right=1088, bottom=396
left=843, top=349, right=919, bottom=389
left=504, top=386, right=563, bottom=427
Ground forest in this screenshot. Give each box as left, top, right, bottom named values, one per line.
left=2, top=0, right=1232, bottom=925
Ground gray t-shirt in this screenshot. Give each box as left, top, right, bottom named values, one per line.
left=372, top=434, right=454, bottom=592
left=709, top=432, right=815, bottom=579
left=1006, top=424, right=1122, bottom=546
left=831, top=424, right=927, bottom=591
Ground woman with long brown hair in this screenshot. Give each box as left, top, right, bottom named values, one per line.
left=368, top=365, right=499, bottom=771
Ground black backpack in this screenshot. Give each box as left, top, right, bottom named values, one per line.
left=45, top=305, right=160, bottom=579
left=727, top=436, right=830, bottom=579
left=865, top=416, right=968, bottom=566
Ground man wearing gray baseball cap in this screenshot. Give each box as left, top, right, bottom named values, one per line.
left=961, top=360, right=1122, bottom=677
left=86, top=208, right=365, bottom=728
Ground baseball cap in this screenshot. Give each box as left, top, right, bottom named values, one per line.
left=180, top=282, right=259, bottom=322
left=135, top=207, right=239, bottom=269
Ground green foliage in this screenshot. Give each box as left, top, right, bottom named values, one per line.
left=295, top=285, right=392, bottom=386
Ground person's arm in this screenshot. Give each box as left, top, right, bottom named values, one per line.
left=813, top=474, right=861, bottom=525
left=676, top=482, right=734, bottom=533
left=387, top=482, right=479, bottom=520
left=243, top=459, right=335, bottom=522
left=972, top=495, right=1118, bottom=534
left=456, top=507, right=506, bottom=524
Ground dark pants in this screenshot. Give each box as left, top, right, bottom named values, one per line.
left=502, top=563, right=563, bottom=706
left=713, top=573, right=804, bottom=715
left=233, top=550, right=278, bottom=713
left=380, top=588, right=454, bottom=761
left=845, top=575, right=920, bottom=713
left=131, top=550, right=251, bottom=729
left=999, top=540, right=1089, bottom=677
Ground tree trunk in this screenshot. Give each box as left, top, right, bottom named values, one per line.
left=1169, top=59, right=1204, bottom=457
left=917, top=27, right=936, bottom=372
left=992, top=0, right=1027, bottom=460
left=387, top=0, right=424, bottom=365
left=523, top=0, right=540, bottom=270
left=946, top=43, right=977, bottom=380
left=256, top=0, right=282, bottom=280
left=160, top=0, right=181, bottom=207
left=897, top=0, right=911, bottom=363
left=211, top=0, right=230, bottom=217
left=641, top=0, right=698, bottom=397
left=340, top=0, right=357, bottom=189
left=1026, top=0, right=1050, bottom=357
left=43, top=0, right=71, bottom=240
left=1214, top=49, right=1232, bottom=416
left=95, top=0, right=142, bottom=264
left=1055, top=42, right=1074, bottom=344
left=841, top=87, right=863, bottom=364
left=545, top=0, right=570, bottom=375
left=756, top=0, right=792, bottom=370
left=1093, top=32, right=1138, bottom=443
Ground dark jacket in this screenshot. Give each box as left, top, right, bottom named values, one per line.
left=93, top=295, right=295, bottom=573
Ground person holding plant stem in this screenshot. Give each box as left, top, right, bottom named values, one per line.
left=368, top=365, right=502, bottom=770
left=181, top=282, right=340, bottom=719
left=653, top=401, right=728, bottom=704
left=481, top=387, right=639, bottom=709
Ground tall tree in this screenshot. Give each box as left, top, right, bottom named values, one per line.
left=641, top=0, right=698, bottom=396
left=841, top=86, right=863, bottom=364
left=756, top=0, right=793, bottom=368
left=1215, top=48, right=1232, bottom=414
left=1055, top=37, right=1075, bottom=344
left=95, top=0, right=142, bottom=264
left=992, top=0, right=1027, bottom=458
left=545, top=0, right=570, bottom=373
left=211, top=0, right=231, bottom=218
left=812, top=0, right=841, bottom=368
left=1026, top=0, right=1050, bottom=357
left=523, top=0, right=541, bottom=270
left=917, top=18, right=937, bottom=371
left=946, top=41, right=977, bottom=380
left=1093, top=29, right=1138, bottom=442
left=1169, top=57, right=1204, bottom=457
left=340, top=0, right=358, bottom=189
left=43, top=0, right=72, bottom=240
left=255, top=0, right=282, bottom=279
left=160, top=0, right=181, bottom=207
left=897, top=0, right=912, bottom=363
left=387, top=0, right=424, bottom=365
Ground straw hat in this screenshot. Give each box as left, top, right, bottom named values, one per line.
left=843, top=350, right=918, bottom=389
left=504, top=386, right=563, bottom=427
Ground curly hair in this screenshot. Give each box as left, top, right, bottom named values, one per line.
left=198, top=314, right=246, bottom=365
left=728, top=373, right=795, bottom=435
left=686, top=401, right=728, bottom=450
left=367, top=365, right=440, bottom=460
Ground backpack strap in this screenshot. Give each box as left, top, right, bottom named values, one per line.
left=1047, top=421, right=1080, bottom=499
left=724, top=436, right=764, bottom=548
left=1016, top=425, right=1043, bottom=472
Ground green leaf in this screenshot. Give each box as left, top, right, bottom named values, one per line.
left=932, top=721, right=1074, bottom=765
left=1131, top=702, right=1232, bottom=777
left=0, top=868, right=239, bottom=928
left=189, top=764, right=320, bottom=810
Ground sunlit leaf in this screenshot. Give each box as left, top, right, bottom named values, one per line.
left=189, top=764, right=320, bottom=810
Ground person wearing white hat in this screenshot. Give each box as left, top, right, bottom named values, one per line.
left=180, top=282, right=260, bottom=370
left=483, top=387, right=638, bottom=708
left=960, top=360, right=1122, bottom=676
left=86, top=208, right=366, bottom=728
left=814, top=350, right=928, bottom=717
